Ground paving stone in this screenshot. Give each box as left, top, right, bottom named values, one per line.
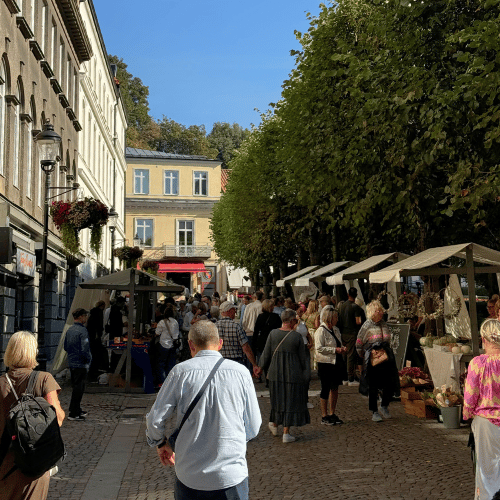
left=47, top=378, right=475, bottom=500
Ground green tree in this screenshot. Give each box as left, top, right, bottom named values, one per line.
left=108, top=55, right=152, bottom=146
left=207, top=122, right=251, bottom=168
left=150, top=117, right=218, bottom=158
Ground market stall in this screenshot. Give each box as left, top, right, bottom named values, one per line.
left=327, top=252, right=410, bottom=316
left=369, top=243, right=500, bottom=355
left=76, top=268, right=183, bottom=392
left=276, top=265, right=320, bottom=287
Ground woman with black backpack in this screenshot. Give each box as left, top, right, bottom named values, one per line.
left=0, top=331, right=65, bottom=499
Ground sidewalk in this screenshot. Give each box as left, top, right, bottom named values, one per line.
left=48, top=378, right=474, bottom=500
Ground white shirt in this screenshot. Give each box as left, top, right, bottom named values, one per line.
left=146, top=350, right=262, bottom=491
left=241, top=301, right=262, bottom=336
left=182, top=312, right=194, bottom=332
left=156, top=317, right=180, bottom=349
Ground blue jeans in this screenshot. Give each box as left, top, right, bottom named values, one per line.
left=157, top=346, right=176, bottom=383
left=174, top=477, right=248, bottom=500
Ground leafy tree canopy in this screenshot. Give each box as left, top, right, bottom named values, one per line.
left=207, top=122, right=251, bottom=168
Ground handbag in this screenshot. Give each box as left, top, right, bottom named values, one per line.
left=370, top=348, right=388, bottom=366
left=370, top=325, right=389, bottom=366
left=168, top=357, right=224, bottom=451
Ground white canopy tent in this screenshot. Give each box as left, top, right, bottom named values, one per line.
left=276, top=265, right=320, bottom=287
left=295, top=261, right=355, bottom=287
left=368, top=243, right=500, bottom=354
left=326, top=252, right=409, bottom=286
left=226, top=266, right=252, bottom=289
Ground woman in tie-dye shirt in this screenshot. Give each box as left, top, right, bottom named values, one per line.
left=463, top=318, right=500, bottom=500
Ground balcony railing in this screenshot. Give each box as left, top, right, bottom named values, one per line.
left=143, top=244, right=213, bottom=260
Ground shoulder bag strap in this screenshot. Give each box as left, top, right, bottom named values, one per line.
left=4, top=373, right=19, bottom=402
left=271, top=330, right=294, bottom=360
left=26, top=370, right=39, bottom=396
left=177, top=357, right=224, bottom=435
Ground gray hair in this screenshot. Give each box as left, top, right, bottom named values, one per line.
left=281, top=308, right=297, bottom=324
left=210, top=306, right=220, bottom=319
left=320, top=305, right=337, bottom=325
left=188, top=320, right=220, bottom=348
left=366, top=300, right=384, bottom=320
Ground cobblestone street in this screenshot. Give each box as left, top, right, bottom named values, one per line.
left=47, top=378, right=474, bottom=500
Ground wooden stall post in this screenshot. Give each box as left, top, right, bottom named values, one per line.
left=125, top=268, right=136, bottom=392
left=466, top=246, right=480, bottom=355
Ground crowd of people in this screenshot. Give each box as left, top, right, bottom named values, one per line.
left=7, top=285, right=500, bottom=500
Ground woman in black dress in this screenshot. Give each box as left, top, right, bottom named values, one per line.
left=259, top=309, right=310, bottom=443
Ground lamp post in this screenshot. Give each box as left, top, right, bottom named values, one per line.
left=108, top=207, right=119, bottom=273
left=34, top=121, right=62, bottom=370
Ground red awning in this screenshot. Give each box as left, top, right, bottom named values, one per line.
left=158, top=263, right=207, bottom=273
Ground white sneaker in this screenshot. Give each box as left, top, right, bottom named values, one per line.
left=380, top=406, right=392, bottom=419
left=348, top=380, right=360, bottom=387
left=268, top=422, right=278, bottom=436
left=307, top=402, right=314, bottom=409
left=283, top=434, right=296, bottom=443
left=372, top=412, right=383, bottom=422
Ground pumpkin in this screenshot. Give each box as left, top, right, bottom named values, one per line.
left=451, top=346, right=461, bottom=354
left=461, top=345, right=471, bottom=354
left=420, top=337, right=433, bottom=347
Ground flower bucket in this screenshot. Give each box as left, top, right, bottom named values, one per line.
left=440, top=406, right=461, bottom=429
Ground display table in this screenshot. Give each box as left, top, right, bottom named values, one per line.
left=108, top=341, right=155, bottom=394
left=423, top=347, right=474, bottom=393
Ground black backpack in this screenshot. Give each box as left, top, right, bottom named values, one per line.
left=1, top=370, right=65, bottom=479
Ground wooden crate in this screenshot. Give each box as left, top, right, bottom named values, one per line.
left=400, top=387, right=423, bottom=401
left=403, top=399, right=435, bottom=419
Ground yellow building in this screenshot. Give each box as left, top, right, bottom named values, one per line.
left=125, top=147, right=223, bottom=295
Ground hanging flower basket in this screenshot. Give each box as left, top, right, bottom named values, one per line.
left=50, top=197, right=109, bottom=256
left=141, top=260, right=159, bottom=275
left=113, top=245, right=144, bottom=269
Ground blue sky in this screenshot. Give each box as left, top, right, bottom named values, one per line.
left=93, top=0, right=325, bottom=132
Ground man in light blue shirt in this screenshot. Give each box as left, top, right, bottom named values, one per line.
left=146, top=320, right=261, bottom=499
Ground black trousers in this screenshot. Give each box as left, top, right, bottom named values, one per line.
left=69, top=367, right=88, bottom=417
left=367, top=362, right=393, bottom=413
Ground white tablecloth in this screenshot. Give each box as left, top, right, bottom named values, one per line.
left=423, top=347, right=462, bottom=393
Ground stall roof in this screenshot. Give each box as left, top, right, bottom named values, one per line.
left=295, top=261, right=355, bottom=287
left=79, top=268, right=184, bottom=292
left=226, top=267, right=252, bottom=289
left=326, top=252, right=409, bottom=285
left=276, top=265, right=320, bottom=287
left=369, top=243, right=500, bottom=283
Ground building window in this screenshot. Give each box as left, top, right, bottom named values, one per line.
left=0, top=59, right=5, bottom=176
left=177, top=220, right=194, bottom=248
left=58, top=39, right=64, bottom=82
left=30, top=0, right=36, bottom=34
left=135, top=219, right=153, bottom=247
left=41, top=2, right=47, bottom=54
left=13, top=82, right=21, bottom=188
left=134, top=169, right=149, bottom=194
left=193, top=171, right=207, bottom=196
left=66, top=56, right=71, bottom=98
left=51, top=21, right=56, bottom=69
left=164, top=170, right=179, bottom=195
left=26, top=104, right=33, bottom=199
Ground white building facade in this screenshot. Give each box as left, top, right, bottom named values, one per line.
left=77, top=0, right=127, bottom=280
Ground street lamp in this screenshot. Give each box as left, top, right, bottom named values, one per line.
left=133, top=234, right=141, bottom=247
left=34, top=121, right=62, bottom=370
left=108, top=207, right=119, bottom=273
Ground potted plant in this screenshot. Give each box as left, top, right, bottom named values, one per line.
left=433, top=385, right=463, bottom=429
left=50, top=197, right=109, bottom=255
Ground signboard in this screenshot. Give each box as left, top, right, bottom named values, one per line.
left=16, top=248, right=36, bottom=277
left=387, top=322, right=411, bottom=370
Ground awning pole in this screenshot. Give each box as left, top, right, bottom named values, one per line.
left=125, top=268, right=136, bottom=392
left=466, top=245, right=480, bottom=355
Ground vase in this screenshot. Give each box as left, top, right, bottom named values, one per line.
left=440, top=405, right=461, bottom=429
